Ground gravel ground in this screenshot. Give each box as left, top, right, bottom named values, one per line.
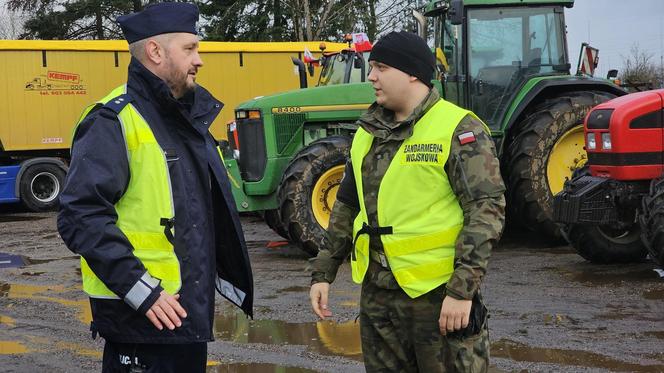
left=0, top=209, right=662, bottom=372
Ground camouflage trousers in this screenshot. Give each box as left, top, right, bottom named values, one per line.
left=359, top=274, right=489, bottom=373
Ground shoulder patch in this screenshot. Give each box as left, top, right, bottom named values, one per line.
left=102, top=94, right=134, bottom=114
left=458, top=131, right=476, bottom=145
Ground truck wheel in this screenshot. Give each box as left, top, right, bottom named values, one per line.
left=278, top=136, right=351, bottom=256
left=504, top=91, right=615, bottom=240
left=263, top=209, right=290, bottom=240
left=19, top=163, right=66, bottom=212
left=640, top=178, right=664, bottom=267
left=566, top=223, right=646, bottom=264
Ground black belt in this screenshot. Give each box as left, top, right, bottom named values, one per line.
left=352, top=222, right=393, bottom=261
left=160, top=217, right=176, bottom=245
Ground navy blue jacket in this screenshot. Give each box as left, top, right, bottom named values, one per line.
left=58, top=58, right=253, bottom=344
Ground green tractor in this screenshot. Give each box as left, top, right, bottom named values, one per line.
left=224, top=0, right=625, bottom=255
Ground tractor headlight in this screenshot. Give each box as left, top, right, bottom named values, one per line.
left=601, top=133, right=612, bottom=150
left=586, top=133, right=596, bottom=150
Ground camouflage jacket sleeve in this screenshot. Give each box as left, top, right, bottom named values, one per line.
left=310, top=160, right=359, bottom=284
left=445, top=115, right=506, bottom=300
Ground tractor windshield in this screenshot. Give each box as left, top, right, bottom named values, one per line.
left=318, top=51, right=370, bottom=86
left=467, top=6, right=567, bottom=130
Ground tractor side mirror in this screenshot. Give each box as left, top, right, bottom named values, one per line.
left=606, top=69, right=618, bottom=79
left=353, top=55, right=363, bottom=69
left=449, top=0, right=464, bottom=25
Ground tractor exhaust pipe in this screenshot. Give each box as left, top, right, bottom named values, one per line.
left=291, top=57, right=308, bottom=89
left=412, top=10, right=427, bottom=40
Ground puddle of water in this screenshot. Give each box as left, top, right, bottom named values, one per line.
left=206, top=362, right=317, bottom=373
left=0, top=341, right=29, bottom=354
left=644, top=331, right=664, bottom=340
left=0, top=215, right=45, bottom=223
left=542, top=313, right=579, bottom=326
left=0, top=253, right=28, bottom=268
left=548, top=266, right=661, bottom=287
left=0, top=314, right=16, bottom=327
left=24, top=255, right=79, bottom=265
left=0, top=253, right=78, bottom=269
left=492, top=339, right=664, bottom=372
left=643, top=288, right=664, bottom=300
left=214, top=309, right=362, bottom=361
left=21, top=271, right=45, bottom=277
left=0, top=282, right=91, bottom=325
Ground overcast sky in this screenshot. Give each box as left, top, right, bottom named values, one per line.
left=565, top=0, right=664, bottom=78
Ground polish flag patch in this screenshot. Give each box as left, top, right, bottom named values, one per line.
left=458, top=131, right=476, bottom=145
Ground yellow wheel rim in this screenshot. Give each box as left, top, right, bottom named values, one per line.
left=312, top=165, right=345, bottom=230
left=547, top=125, right=586, bottom=195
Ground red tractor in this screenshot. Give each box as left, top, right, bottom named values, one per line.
left=554, top=89, right=664, bottom=266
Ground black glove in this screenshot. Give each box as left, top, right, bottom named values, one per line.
left=449, top=291, right=488, bottom=339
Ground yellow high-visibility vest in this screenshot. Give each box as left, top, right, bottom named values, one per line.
left=75, top=85, right=181, bottom=298
left=349, top=98, right=486, bottom=298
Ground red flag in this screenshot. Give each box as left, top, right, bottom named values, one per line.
left=303, top=47, right=319, bottom=66
left=352, top=33, right=372, bottom=52
left=458, top=131, right=476, bottom=145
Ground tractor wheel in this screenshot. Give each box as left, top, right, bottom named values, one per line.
left=278, top=136, right=351, bottom=256
left=640, top=178, right=664, bottom=267
left=566, top=223, right=646, bottom=264
left=263, top=209, right=290, bottom=240
left=504, top=91, right=615, bottom=240
left=561, top=166, right=646, bottom=263
left=19, top=163, right=66, bottom=212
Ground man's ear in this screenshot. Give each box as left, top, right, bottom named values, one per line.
left=409, top=76, right=419, bottom=83
left=145, top=39, right=164, bottom=65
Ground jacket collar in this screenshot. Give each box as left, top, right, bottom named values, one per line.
left=126, top=58, right=223, bottom=129
left=358, top=89, right=440, bottom=140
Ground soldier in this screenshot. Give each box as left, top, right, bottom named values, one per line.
left=309, top=31, right=505, bottom=372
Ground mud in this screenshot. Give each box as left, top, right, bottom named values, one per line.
left=0, top=210, right=663, bottom=372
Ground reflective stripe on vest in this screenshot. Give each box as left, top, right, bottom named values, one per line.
left=75, top=85, right=181, bottom=298
left=349, top=99, right=487, bottom=298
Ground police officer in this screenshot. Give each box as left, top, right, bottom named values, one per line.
left=57, top=3, right=253, bottom=372
left=309, top=31, right=506, bottom=372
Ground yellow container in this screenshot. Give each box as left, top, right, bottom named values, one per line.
left=0, top=40, right=345, bottom=152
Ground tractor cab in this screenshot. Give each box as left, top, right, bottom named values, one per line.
left=316, top=48, right=370, bottom=86
left=291, top=33, right=371, bottom=89
left=427, top=0, right=571, bottom=130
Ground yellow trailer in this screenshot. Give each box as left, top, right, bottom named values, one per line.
left=0, top=39, right=344, bottom=211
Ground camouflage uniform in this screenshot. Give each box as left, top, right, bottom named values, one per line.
left=311, top=89, right=506, bottom=372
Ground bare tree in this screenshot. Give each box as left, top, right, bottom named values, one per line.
left=374, top=0, right=421, bottom=37
left=620, top=44, right=660, bottom=89
left=0, top=4, right=25, bottom=38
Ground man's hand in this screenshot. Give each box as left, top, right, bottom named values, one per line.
left=310, top=282, right=333, bottom=320
left=146, top=290, right=187, bottom=330
left=439, top=296, right=472, bottom=335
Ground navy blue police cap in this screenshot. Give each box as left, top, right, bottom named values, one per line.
left=117, top=2, right=199, bottom=44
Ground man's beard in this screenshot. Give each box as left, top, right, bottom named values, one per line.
left=164, top=58, right=196, bottom=98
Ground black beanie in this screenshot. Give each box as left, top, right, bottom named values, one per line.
left=369, top=31, right=435, bottom=88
